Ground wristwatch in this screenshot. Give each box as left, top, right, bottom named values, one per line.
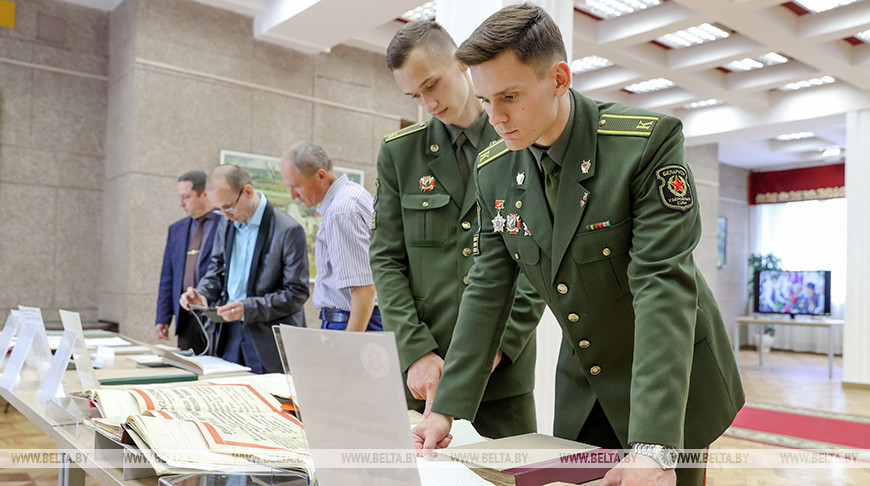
left=630, top=443, right=678, bottom=469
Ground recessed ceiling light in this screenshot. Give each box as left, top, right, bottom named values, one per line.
left=575, top=0, right=662, bottom=20
left=624, top=77, right=675, bottom=93
left=684, top=99, right=724, bottom=109
left=793, top=0, right=858, bottom=13
left=724, top=52, right=789, bottom=72
left=401, top=1, right=436, bottom=22
left=778, top=75, right=836, bottom=91
left=571, top=55, right=615, bottom=73
left=776, top=131, right=815, bottom=141
left=856, top=30, right=870, bottom=43
left=656, top=23, right=730, bottom=49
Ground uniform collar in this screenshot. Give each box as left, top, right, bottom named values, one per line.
left=443, top=111, right=488, bottom=152
left=528, top=94, right=575, bottom=170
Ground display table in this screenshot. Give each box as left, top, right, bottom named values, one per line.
left=733, top=316, right=844, bottom=378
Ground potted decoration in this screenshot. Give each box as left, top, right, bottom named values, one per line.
left=748, top=253, right=781, bottom=351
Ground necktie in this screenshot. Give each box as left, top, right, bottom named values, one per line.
left=182, top=216, right=206, bottom=291
left=541, top=152, right=560, bottom=216
left=455, top=132, right=472, bottom=188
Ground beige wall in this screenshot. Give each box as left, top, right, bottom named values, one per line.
left=0, top=0, right=108, bottom=326
left=102, top=0, right=417, bottom=343
left=718, top=163, right=751, bottom=346
left=686, top=143, right=720, bottom=291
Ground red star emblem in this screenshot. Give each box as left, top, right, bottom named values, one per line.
left=669, top=176, right=685, bottom=194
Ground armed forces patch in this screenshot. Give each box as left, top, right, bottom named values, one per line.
left=655, top=165, right=694, bottom=212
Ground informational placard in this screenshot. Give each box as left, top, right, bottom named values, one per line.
left=0, top=311, right=21, bottom=370
left=18, top=306, right=54, bottom=379
left=277, top=326, right=420, bottom=486
left=59, top=310, right=98, bottom=390
left=38, top=330, right=78, bottom=405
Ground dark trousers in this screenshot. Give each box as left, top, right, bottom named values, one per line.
left=320, top=306, right=383, bottom=332
left=216, top=321, right=264, bottom=374
left=576, top=401, right=707, bottom=486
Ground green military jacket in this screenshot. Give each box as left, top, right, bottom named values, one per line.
left=433, top=89, right=744, bottom=449
left=370, top=116, right=544, bottom=406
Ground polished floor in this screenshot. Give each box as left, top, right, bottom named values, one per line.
left=2, top=349, right=869, bottom=485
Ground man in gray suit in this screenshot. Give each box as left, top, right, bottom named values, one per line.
left=180, top=165, right=309, bottom=374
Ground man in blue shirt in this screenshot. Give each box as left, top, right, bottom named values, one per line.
left=280, top=141, right=380, bottom=332
left=155, top=170, right=219, bottom=354
left=180, top=165, right=309, bottom=373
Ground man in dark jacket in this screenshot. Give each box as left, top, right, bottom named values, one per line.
left=181, top=165, right=309, bottom=374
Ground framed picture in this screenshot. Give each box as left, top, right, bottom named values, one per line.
left=219, top=150, right=365, bottom=280
left=717, top=216, right=727, bottom=268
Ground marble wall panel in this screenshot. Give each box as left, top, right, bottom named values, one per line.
left=31, top=0, right=109, bottom=57
left=31, top=70, right=107, bottom=156
left=314, top=75, right=374, bottom=112
left=54, top=188, right=102, bottom=309
left=119, top=291, right=158, bottom=342
left=0, top=36, right=34, bottom=62
left=252, top=41, right=315, bottom=98
left=312, top=104, right=375, bottom=167
left=0, top=64, right=33, bottom=148
left=100, top=174, right=131, bottom=317
left=132, top=68, right=253, bottom=177
left=371, top=53, right=418, bottom=123
left=109, top=0, right=137, bottom=82
left=0, top=183, right=57, bottom=309
left=31, top=44, right=108, bottom=77
left=104, top=69, right=134, bottom=181
left=1, top=145, right=104, bottom=190
left=314, top=45, right=375, bottom=91
left=250, top=92, right=314, bottom=158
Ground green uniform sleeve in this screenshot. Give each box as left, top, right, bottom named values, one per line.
left=369, top=141, right=439, bottom=372
left=499, top=274, right=544, bottom=365
left=431, top=183, right=523, bottom=420
left=626, top=115, right=699, bottom=449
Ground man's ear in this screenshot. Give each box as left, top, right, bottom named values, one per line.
left=553, top=61, right=571, bottom=96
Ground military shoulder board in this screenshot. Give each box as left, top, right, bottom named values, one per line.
left=597, top=114, right=659, bottom=137
left=477, top=139, right=510, bottom=169
left=384, top=122, right=427, bottom=143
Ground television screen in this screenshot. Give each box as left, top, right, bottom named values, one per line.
left=754, top=270, right=831, bottom=316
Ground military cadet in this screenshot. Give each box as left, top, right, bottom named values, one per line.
left=411, top=5, right=745, bottom=486
left=369, top=20, right=545, bottom=439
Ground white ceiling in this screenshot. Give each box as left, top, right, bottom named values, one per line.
left=62, top=0, right=870, bottom=171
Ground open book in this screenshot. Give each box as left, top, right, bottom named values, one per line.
left=159, top=351, right=251, bottom=376
left=75, top=384, right=310, bottom=476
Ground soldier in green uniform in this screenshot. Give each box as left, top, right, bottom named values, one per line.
left=370, top=21, right=545, bottom=439
left=412, top=5, right=744, bottom=486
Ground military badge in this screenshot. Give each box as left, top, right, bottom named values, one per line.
left=581, top=192, right=588, bottom=207
left=655, top=165, right=694, bottom=212
left=506, top=214, right=521, bottom=234
left=523, top=223, right=532, bottom=236
left=419, top=175, right=436, bottom=192
left=516, top=172, right=525, bottom=185
left=581, top=160, right=591, bottom=174
left=495, top=200, right=505, bottom=210
left=492, top=214, right=506, bottom=232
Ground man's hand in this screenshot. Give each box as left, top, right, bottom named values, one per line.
left=179, top=287, right=206, bottom=310
left=491, top=349, right=503, bottom=373
left=217, top=301, right=244, bottom=322
left=411, top=412, right=453, bottom=458
left=155, top=324, right=170, bottom=340
left=599, top=453, right=677, bottom=486
left=407, top=352, right=444, bottom=417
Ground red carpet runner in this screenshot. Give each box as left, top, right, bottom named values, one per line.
left=730, top=406, right=870, bottom=449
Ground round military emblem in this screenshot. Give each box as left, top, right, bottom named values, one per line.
left=419, top=175, right=436, bottom=192
left=655, top=165, right=694, bottom=212
left=492, top=214, right=506, bottom=232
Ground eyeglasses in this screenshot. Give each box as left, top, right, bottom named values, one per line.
left=221, top=189, right=244, bottom=215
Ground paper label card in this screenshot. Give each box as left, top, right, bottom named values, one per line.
left=39, top=331, right=77, bottom=405
left=0, top=323, right=36, bottom=390
left=0, top=312, right=21, bottom=371
left=59, top=310, right=98, bottom=390
left=19, top=306, right=53, bottom=379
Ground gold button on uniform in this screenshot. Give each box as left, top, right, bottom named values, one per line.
left=462, top=248, right=471, bottom=257
left=568, top=313, right=580, bottom=322
left=462, top=276, right=469, bottom=285
left=590, top=365, right=601, bottom=375
left=515, top=201, right=523, bottom=209
left=557, top=283, right=568, bottom=294
left=462, top=221, right=472, bottom=230
left=430, top=144, right=439, bottom=152
left=602, top=247, right=611, bottom=256
left=514, top=253, right=520, bottom=260
left=579, top=339, right=590, bottom=349
left=422, top=201, right=429, bottom=208
left=598, top=119, right=606, bottom=127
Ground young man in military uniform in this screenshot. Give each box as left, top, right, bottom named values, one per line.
left=411, top=5, right=744, bottom=486
left=370, top=20, right=545, bottom=439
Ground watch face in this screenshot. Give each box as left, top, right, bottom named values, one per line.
left=663, top=449, right=678, bottom=468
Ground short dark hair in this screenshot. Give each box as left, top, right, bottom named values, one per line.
left=283, top=141, right=333, bottom=177
left=208, top=165, right=252, bottom=192
left=386, top=20, right=457, bottom=71
left=178, top=170, right=207, bottom=194
left=455, top=3, right=567, bottom=77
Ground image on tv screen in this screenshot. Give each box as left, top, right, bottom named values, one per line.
left=755, top=270, right=830, bottom=316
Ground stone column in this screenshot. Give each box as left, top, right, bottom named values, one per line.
left=844, top=109, right=870, bottom=386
